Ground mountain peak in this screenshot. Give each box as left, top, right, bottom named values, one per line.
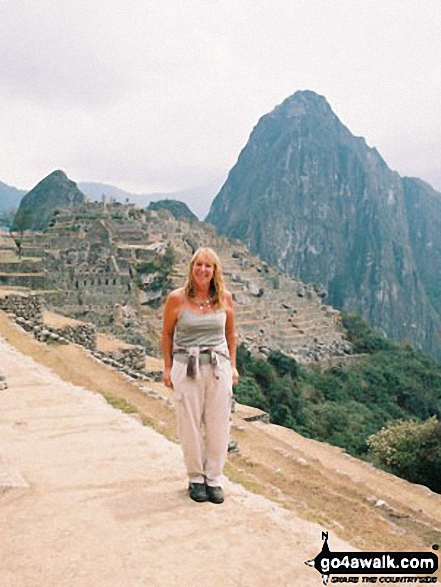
left=147, top=199, right=197, bottom=221
left=270, top=90, right=334, bottom=119
left=286, top=89, right=330, bottom=106
left=207, top=90, right=441, bottom=358
left=47, top=169, right=69, bottom=181
left=14, top=171, right=85, bottom=231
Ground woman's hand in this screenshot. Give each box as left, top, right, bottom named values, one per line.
left=232, top=367, right=239, bottom=387
left=163, top=367, right=173, bottom=389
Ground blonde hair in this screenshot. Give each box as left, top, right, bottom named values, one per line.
left=184, top=247, right=226, bottom=309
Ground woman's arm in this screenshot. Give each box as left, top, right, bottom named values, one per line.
left=161, top=289, right=181, bottom=387
left=225, top=291, right=239, bottom=386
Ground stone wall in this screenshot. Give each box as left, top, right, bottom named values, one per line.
left=0, top=292, right=97, bottom=349
left=0, top=259, right=43, bottom=273
left=0, top=293, right=44, bottom=324
left=12, top=200, right=352, bottom=364
left=34, top=323, right=97, bottom=350
left=0, top=274, right=46, bottom=289
left=95, top=346, right=145, bottom=373
left=0, top=290, right=151, bottom=381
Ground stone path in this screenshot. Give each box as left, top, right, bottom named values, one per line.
left=0, top=335, right=353, bottom=587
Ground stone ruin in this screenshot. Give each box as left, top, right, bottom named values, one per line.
left=0, top=199, right=352, bottom=363
left=0, top=291, right=151, bottom=380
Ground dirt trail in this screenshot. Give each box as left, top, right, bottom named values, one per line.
left=0, top=327, right=351, bottom=587
left=1, top=313, right=440, bottom=586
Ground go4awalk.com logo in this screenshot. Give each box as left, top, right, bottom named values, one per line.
left=305, top=532, right=439, bottom=585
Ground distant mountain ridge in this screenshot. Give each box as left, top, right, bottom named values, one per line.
left=207, top=90, right=441, bottom=357
left=79, top=180, right=219, bottom=219
left=0, top=181, right=26, bottom=214
left=0, top=176, right=219, bottom=222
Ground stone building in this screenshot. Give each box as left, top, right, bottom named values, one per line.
left=0, top=201, right=352, bottom=361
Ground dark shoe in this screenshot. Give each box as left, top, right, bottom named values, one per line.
left=188, top=482, right=208, bottom=502
left=207, top=485, right=225, bottom=504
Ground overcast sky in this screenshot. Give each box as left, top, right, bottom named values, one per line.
left=1, top=0, right=441, bottom=216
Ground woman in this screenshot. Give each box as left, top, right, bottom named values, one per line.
left=162, top=247, right=238, bottom=504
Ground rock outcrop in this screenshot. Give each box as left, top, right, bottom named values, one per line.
left=402, top=177, right=441, bottom=318
left=14, top=170, right=85, bottom=231
left=207, top=90, right=441, bottom=357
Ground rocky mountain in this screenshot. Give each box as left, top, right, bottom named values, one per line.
left=0, top=181, right=25, bottom=214
left=402, top=177, right=441, bottom=316
left=147, top=199, right=197, bottom=221
left=207, top=90, right=441, bottom=357
left=14, top=170, right=85, bottom=231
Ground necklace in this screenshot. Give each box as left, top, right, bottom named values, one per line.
left=194, top=295, right=212, bottom=310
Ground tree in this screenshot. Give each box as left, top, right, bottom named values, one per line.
left=268, top=350, right=299, bottom=379
left=342, top=312, right=393, bottom=353
left=0, top=209, right=25, bottom=257
left=233, top=376, right=267, bottom=410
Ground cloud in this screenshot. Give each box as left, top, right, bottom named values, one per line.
left=0, top=2, right=132, bottom=108
left=1, top=0, right=441, bottom=195
left=0, top=0, right=239, bottom=110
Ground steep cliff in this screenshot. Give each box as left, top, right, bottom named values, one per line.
left=14, top=170, right=85, bottom=231
left=402, top=177, right=441, bottom=314
left=207, top=91, right=441, bottom=356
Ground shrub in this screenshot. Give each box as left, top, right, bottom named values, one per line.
left=342, top=312, right=393, bottom=353
left=268, top=376, right=301, bottom=411
left=248, top=359, right=277, bottom=389
left=367, top=417, right=441, bottom=492
left=233, top=327, right=441, bottom=494
left=236, top=343, right=253, bottom=375
left=233, top=376, right=267, bottom=411
left=268, top=350, right=299, bottom=379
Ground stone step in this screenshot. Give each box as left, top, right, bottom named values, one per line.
left=265, top=308, right=292, bottom=316
left=277, top=328, right=336, bottom=344
left=0, top=269, right=45, bottom=282
left=289, top=310, right=327, bottom=322
left=275, top=328, right=308, bottom=339
left=289, top=319, right=330, bottom=331
left=0, top=260, right=44, bottom=273
left=273, top=334, right=312, bottom=348
left=290, top=317, right=329, bottom=330
left=234, top=307, right=260, bottom=317
left=237, top=321, right=273, bottom=333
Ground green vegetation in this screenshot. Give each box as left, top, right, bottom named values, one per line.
left=0, top=208, right=17, bottom=229
left=102, top=392, right=139, bottom=414
left=367, top=417, right=441, bottom=493
left=341, top=312, right=394, bottom=353
left=136, top=246, right=175, bottom=303
left=147, top=199, right=197, bottom=221
left=235, top=312, right=441, bottom=491
left=128, top=208, right=142, bottom=220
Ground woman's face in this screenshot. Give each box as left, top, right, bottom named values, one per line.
left=192, top=254, right=215, bottom=290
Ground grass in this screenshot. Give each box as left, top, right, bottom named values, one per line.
left=102, top=392, right=139, bottom=414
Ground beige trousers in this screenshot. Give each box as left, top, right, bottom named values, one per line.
left=171, top=357, right=232, bottom=488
